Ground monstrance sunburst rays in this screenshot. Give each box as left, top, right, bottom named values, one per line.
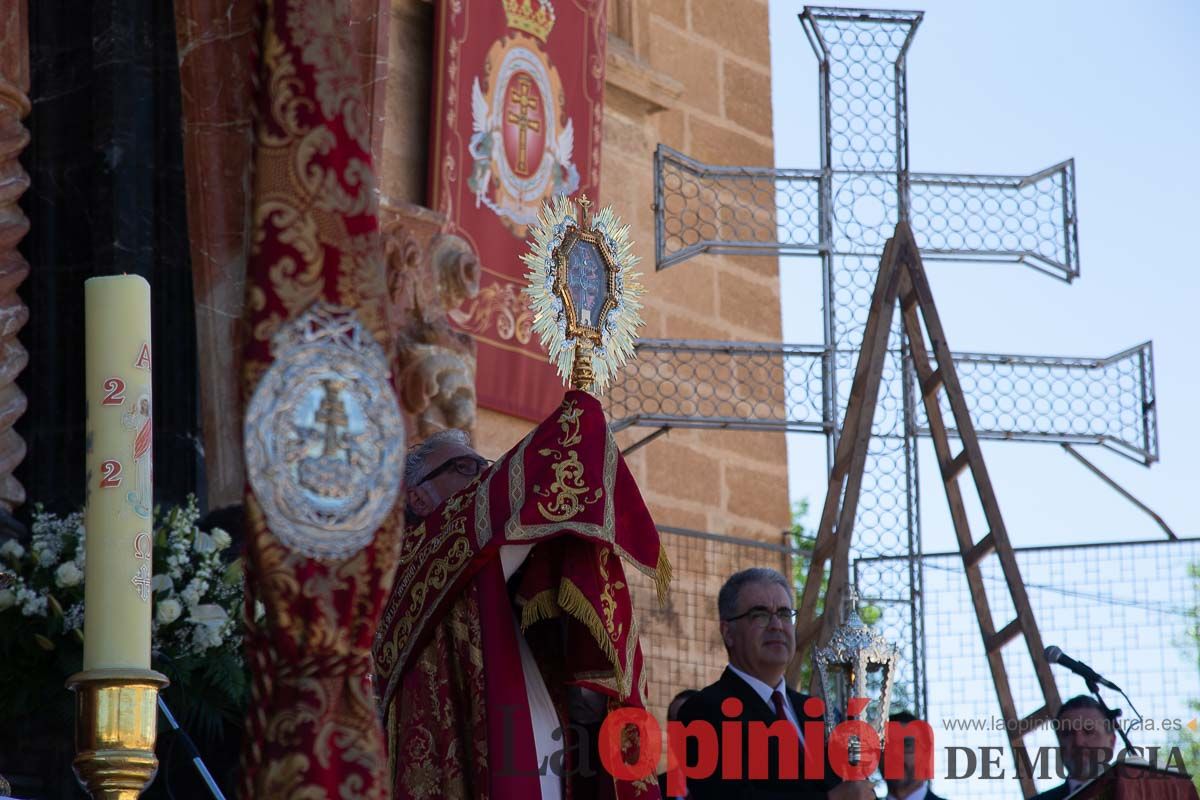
left=521, top=194, right=644, bottom=393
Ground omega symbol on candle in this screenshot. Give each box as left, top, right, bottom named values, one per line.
left=101, top=377, right=126, bottom=406
left=133, top=342, right=152, bottom=371
left=133, top=531, right=151, bottom=561
left=121, top=392, right=152, bottom=518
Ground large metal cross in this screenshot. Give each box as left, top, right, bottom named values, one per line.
left=612, top=6, right=1159, bottom=715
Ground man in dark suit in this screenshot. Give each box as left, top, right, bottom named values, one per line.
left=1032, top=695, right=1117, bottom=800
left=676, top=567, right=874, bottom=800
left=882, top=711, right=945, bottom=800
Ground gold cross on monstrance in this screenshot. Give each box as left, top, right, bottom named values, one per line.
left=506, top=78, right=541, bottom=174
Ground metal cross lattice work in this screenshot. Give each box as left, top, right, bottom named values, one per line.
left=618, top=5, right=1160, bottom=721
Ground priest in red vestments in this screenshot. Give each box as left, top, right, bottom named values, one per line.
left=373, top=391, right=669, bottom=800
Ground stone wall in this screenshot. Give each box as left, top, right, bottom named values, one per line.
left=384, top=0, right=790, bottom=734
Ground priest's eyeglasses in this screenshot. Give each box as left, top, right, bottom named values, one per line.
left=417, top=455, right=492, bottom=486
left=724, top=606, right=799, bottom=626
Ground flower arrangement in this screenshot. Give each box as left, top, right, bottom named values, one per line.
left=0, top=497, right=249, bottom=745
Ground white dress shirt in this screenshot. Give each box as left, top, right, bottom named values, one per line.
left=726, top=663, right=806, bottom=747
left=501, top=544, right=561, bottom=800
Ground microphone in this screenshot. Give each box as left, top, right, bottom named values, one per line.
left=1044, top=646, right=1122, bottom=691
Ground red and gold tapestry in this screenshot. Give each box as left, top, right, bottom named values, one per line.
left=374, top=391, right=669, bottom=799
left=429, top=0, right=607, bottom=421
left=238, top=0, right=401, bottom=797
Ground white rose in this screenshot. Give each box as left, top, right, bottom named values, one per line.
left=151, top=574, right=173, bottom=593
left=55, top=561, right=83, bottom=588
left=193, top=531, right=217, bottom=554
left=156, top=598, right=182, bottom=625
left=0, top=539, right=24, bottom=560
left=0, top=589, right=15, bottom=611
left=211, top=529, right=232, bottom=550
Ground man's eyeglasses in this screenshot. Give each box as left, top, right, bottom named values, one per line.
left=415, top=455, right=492, bottom=487
left=723, top=606, right=799, bottom=626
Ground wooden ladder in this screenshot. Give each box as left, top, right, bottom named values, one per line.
left=787, top=221, right=1061, bottom=798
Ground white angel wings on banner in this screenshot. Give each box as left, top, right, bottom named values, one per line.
left=466, top=44, right=580, bottom=235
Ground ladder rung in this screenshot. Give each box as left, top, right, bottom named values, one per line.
left=985, top=618, right=1023, bottom=653
left=921, top=368, right=944, bottom=400
left=942, top=450, right=971, bottom=481
left=963, top=533, right=996, bottom=570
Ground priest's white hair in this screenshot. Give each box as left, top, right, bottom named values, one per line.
left=403, top=428, right=473, bottom=487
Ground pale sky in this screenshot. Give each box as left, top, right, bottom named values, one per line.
left=771, top=0, right=1200, bottom=555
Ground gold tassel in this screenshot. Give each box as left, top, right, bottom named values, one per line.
left=556, top=578, right=629, bottom=698
left=654, top=543, right=673, bottom=606
left=520, top=590, right=561, bottom=630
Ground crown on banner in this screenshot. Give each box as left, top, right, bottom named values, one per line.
left=503, top=0, right=556, bottom=42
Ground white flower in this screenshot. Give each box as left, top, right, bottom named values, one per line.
left=17, top=588, right=47, bottom=617
left=63, top=603, right=84, bottom=631
left=211, top=529, right=232, bottom=550
left=151, top=574, right=173, bottom=593
left=55, top=561, right=83, bottom=588
left=189, top=604, right=230, bottom=651
left=0, top=589, right=14, bottom=611
left=0, top=539, right=24, bottom=561
left=156, top=598, right=182, bottom=625
left=193, top=531, right=218, bottom=554
left=192, top=624, right=223, bottom=651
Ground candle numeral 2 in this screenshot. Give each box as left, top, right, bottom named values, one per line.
left=101, top=377, right=126, bottom=406
left=99, top=459, right=123, bottom=488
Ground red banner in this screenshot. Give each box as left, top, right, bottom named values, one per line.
left=429, top=0, right=607, bottom=421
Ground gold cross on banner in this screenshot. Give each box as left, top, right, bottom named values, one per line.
left=506, top=78, right=541, bottom=174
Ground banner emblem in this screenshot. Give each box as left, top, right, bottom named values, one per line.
left=468, top=0, right=578, bottom=235
left=244, top=302, right=404, bottom=560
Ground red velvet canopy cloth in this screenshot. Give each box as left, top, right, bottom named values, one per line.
left=239, top=0, right=399, bottom=797
left=374, top=390, right=670, bottom=798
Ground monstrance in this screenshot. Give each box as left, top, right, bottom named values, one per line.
left=522, top=194, right=644, bottom=392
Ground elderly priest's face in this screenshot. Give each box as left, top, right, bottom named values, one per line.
left=721, top=579, right=797, bottom=684
left=406, top=440, right=488, bottom=522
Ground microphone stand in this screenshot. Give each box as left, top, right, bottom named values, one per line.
left=157, top=696, right=227, bottom=799
left=1086, top=677, right=1136, bottom=756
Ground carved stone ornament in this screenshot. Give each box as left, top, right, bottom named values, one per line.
left=244, top=302, right=405, bottom=559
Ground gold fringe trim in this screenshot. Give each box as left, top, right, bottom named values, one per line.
left=556, top=577, right=630, bottom=699
left=519, top=589, right=562, bottom=630
left=654, top=543, right=672, bottom=606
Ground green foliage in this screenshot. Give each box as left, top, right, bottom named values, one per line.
left=1166, top=562, right=1200, bottom=792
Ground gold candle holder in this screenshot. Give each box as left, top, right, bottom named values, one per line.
left=66, top=668, right=169, bottom=800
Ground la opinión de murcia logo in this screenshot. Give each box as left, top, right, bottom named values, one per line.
left=493, top=697, right=1195, bottom=790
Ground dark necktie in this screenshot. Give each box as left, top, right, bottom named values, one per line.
left=771, top=689, right=789, bottom=722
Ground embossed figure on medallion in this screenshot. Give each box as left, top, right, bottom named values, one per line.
left=244, top=302, right=405, bottom=560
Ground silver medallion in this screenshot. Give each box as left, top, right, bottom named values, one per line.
left=244, top=302, right=405, bottom=559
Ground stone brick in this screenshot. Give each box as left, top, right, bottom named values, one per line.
left=647, top=19, right=721, bottom=116
left=704, top=428, right=787, bottom=465
left=472, top=409, right=532, bottom=460
left=723, top=59, right=772, bottom=138
left=724, top=462, right=790, bottom=527
left=648, top=0, right=688, bottom=32
left=717, top=269, right=782, bottom=338
left=691, top=0, right=770, bottom=66
left=643, top=438, right=722, bottom=505
left=643, top=257, right=716, bottom=315
left=656, top=108, right=686, bottom=150
left=689, top=115, right=773, bottom=167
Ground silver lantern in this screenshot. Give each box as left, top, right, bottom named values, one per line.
left=814, top=588, right=899, bottom=762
